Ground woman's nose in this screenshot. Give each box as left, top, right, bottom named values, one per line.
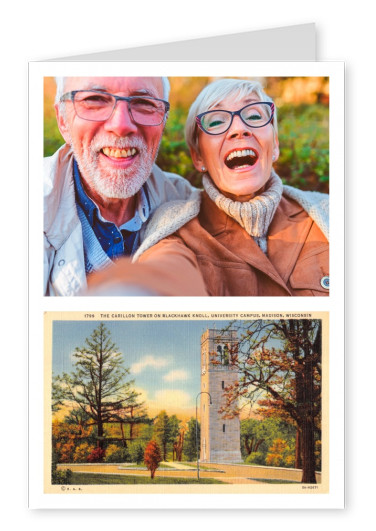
left=226, top=114, right=252, bottom=139
left=104, top=100, right=138, bottom=136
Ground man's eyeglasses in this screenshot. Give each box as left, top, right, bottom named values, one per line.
left=196, top=102, right=275, bottom=135
left=60, top=90, right=170, bottom=126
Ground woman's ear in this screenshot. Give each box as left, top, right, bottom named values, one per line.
left=55, top=103, right=72, bottom=145
left=190, top=147, right=205, bottom=172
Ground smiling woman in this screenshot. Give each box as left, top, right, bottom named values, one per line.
left=87, top=78, right=329, bottom=297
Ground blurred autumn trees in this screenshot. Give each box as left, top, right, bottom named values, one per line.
left=44, top=76, right=329, bottom=193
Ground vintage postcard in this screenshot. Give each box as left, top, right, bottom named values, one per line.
left=40, top=311, right=333, bottom=507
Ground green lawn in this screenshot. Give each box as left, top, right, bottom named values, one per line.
left=67, top=472, right=224, bottom=485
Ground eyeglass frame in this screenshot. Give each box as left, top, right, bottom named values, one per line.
left=195, top=101, right=275, bottom=135
left=60, top=89, right=170, bottom=125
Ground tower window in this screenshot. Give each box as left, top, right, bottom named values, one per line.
left=222, top=381, right=224, bottom=389
left=223, top=424, right=226, bottom=433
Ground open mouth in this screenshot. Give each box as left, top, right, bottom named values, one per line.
left=101, top=147, right=138, bottom=159
left=225, top=148, right=258, bottom=170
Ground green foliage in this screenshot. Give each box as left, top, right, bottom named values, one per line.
left=44, top=88, right=328, bottom=194
left=241, top=418, right=296, bottom=467
left=276, top=104, right=329, bottom=193
left=153, top=410, right=180, bottom=461
left=52, top=444, right=73, bottom=483
left=245, top=451, right=265, bottom=465
left=156, top=108, right=199, bottom=187
left=44, top=115, right=64, bottom=157
left=104, top=444, right=131, bottom=463
left=183, top=418, right=200, bottom=461
left=52, top=468, right=73, bottom=485
left=128, top=441, right=146, bottom=464
left=138, top=423, right=154, bottom=441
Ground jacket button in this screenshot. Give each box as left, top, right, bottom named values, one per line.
left=58, top=259, right=65, bottom=266
left=320, top=276, right=329, bottom=289
left=114, top=237, right=122, bottom=244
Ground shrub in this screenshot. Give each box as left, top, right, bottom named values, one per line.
left=52, top=468, right=73, bottom=485
left=55, top=440, right=75, bottom=463
left=73, top=442, right=95, bottom=463
left=87, top=446, right=106, bottom=463
left=245, top=451, right=265, bottom=465
left=144, top=440, right=162, bottom=479
left=105, top=444, right=130, bottom=463
left=265, top=438, right=294, bottom=467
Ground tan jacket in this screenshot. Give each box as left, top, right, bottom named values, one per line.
left=88, top=190, right=329, bottom=296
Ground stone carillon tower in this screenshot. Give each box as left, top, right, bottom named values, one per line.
left=200, top=328, right=241, bottom=463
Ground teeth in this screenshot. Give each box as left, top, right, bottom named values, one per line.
left=102, top=147, right=137, bottom=158
left=226, top=149, right=256, bottom=161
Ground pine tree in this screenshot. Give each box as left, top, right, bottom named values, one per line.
left=183, top=418, right=200, bottom=461
left=53, top=323, right=140, bottom=449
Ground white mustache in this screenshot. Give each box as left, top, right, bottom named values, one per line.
left=90, top=135, right=147, bottom=153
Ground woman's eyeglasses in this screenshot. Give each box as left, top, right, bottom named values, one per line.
left=196, top=102, right=274, bottom=135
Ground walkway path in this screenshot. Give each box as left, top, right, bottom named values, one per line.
left=58, top=462, right=321, bottom=484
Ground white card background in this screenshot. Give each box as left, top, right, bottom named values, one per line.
left=3, top=0, right=373, bottom=526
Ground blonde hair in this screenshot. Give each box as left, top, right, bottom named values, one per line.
left=185, top=78, right=278, bottom=154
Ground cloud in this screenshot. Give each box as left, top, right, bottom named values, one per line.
left=163, top=369, right=190, bottom=382
left=133, top=386, right=149, bottom=402
left=153, top=390, right=192, bottom=409
left=130, top=355, right=169, bottom=374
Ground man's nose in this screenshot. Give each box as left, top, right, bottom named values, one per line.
left=103, top=100, right=138, bottom=136
left=226, top=115, right=252, bottom=139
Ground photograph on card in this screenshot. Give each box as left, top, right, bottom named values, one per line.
left=43, top=76, right=329, bottom=297
left=44, top=311, right=328, bottom=494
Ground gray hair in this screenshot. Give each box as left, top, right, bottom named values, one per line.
left=54, top=76, right=170, bottom=104
left=185, top=78, right=278, bottom=154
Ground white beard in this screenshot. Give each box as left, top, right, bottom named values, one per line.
left=70, top=133, right=160, bottom=199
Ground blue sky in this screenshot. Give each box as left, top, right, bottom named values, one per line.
left=52, top=320, right=233, bottom=419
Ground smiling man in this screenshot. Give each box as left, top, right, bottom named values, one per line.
left=44, top=76, right=197, bottom=296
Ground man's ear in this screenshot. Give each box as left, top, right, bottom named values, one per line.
left=55, top=103, right=71, bottom=145
left=190, top=146, right=205, bottom=172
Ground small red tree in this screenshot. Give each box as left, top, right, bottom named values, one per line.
left=87, top=447, right=106, bottom=463
left=144, top=440, right=162, bottom=479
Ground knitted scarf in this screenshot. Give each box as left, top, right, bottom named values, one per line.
left=202, top=170, right=283, bottom=253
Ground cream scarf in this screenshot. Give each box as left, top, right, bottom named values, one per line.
left=202, top=170, right=283, bottom=253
